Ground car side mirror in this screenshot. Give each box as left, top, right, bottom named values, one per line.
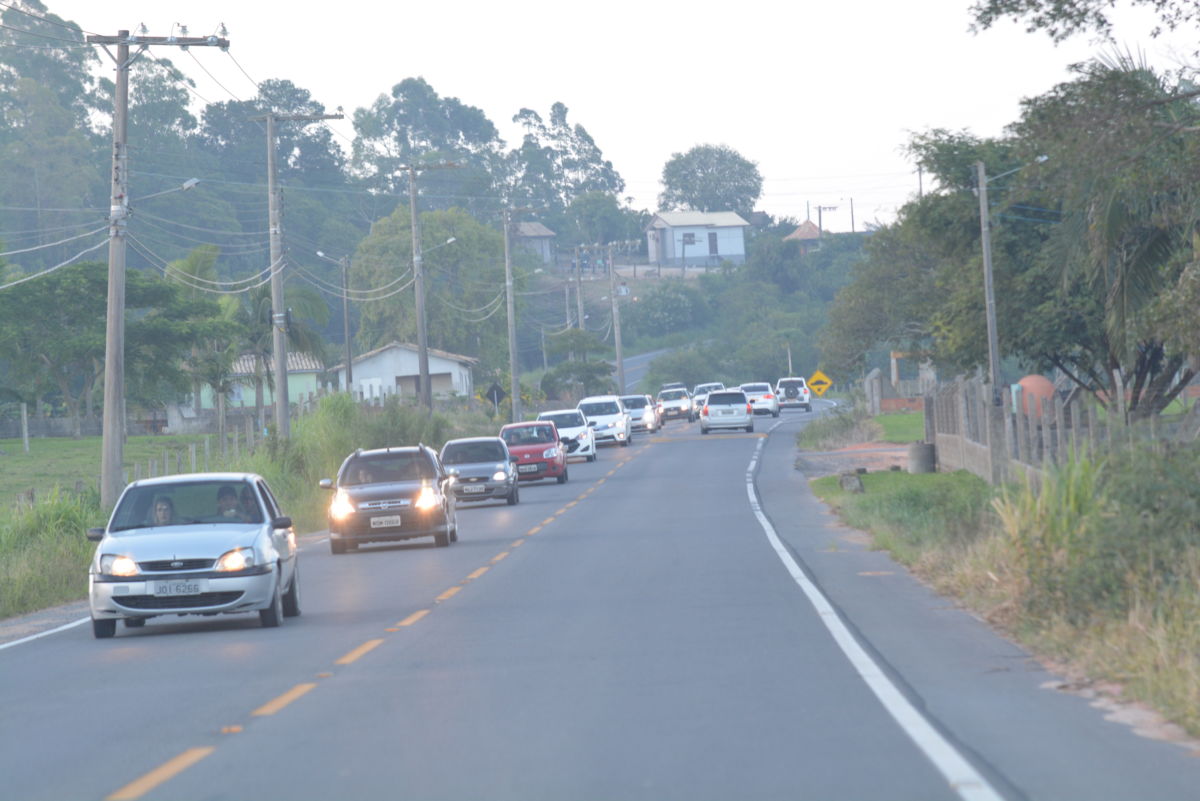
left=272, top=516, right=293, bottom=529
left=86, top=527, right=105, bottom=542
left=318, top=478, right=333, bottom=490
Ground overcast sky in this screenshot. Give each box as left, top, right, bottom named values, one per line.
left=44, top=0, right=1197, bottom=232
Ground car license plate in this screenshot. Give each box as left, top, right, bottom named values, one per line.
left=462, top=485, right=486, bottom=494
left=152, top=579, right=205, bottom=597
left=721, top=409, right=735, bottom=415
left=370, top=515, right=401, bottom=528
left=518, top=464, right=538, bottom=473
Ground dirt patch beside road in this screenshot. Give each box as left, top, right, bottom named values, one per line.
left=794, top=442, right=909, bottom=478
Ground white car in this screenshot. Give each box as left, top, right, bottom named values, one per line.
left=657, top=387, right=694, bottom=422
left=775, top=377, right=813, bottom=412
left=740, top=382, right=781, bottom=417
left=537, top=408, right=597, bottom=462
left=700, top=389, right=754, bottom=434
left=86, top=473, right=300, bottom=638
left=691, top=382, right=725, bottom=412
left=578, top=395, right=633, bottom=447
left=620, top=394, right=661, bottom=433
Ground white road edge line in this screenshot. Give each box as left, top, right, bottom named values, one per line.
left=0, top=617, right=89, bottom=651
left=746, top=436, right=1005, bottom=801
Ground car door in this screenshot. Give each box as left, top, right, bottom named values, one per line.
left=257, top=480, right=296, bottom=583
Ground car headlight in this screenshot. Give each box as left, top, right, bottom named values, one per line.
left=576, top=431, right=589, bottom=441
left=414, top=486, right=440, bottom=510
left=603, top=421, right=616, bottom=429
left=329, top=489, right=355, bottom=520
left=542, top=447, right=560, bottom=459
left=100, top=554, right=139, bottom=577
left=492, top=470, right=508, bottom=481
left=214, top=547, right=255, bottom=572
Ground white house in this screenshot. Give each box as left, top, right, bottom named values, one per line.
left=645, top=211, right=750, bottom=267
left=515, top=221, right=557, bottom=266
left=330, top=342, right=477, bottom=401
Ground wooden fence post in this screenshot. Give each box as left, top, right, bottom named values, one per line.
left=204, top=436, right=211, bottom=471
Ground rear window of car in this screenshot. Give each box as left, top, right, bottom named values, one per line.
left=778, top=379, right=807, bottom=389
left=501, top=425, right=557, bottom=446
left=344, top=453, right=437, bottom=484
left=708, top=392, right=747, bottom=406
left=658, top=390, right=688, bottom=401
left=441, top=441, right=506, bottom=465
left=539, top=412, right=584, bottom=429
left=742, top=383, right=771, bottom=392
left=580, top=401, right=620, bottom=416
left=695, top=383, right=723, bottom=394
left=621, top=396, right=648, bottom=409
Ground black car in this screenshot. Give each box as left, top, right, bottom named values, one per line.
left=319, top=445, right=458, bottom=554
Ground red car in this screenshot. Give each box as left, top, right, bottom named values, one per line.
left=499, top=421, right=569, bottom=484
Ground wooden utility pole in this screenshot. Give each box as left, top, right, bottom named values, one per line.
left=502, top=209, right=521, bottom=422
left=341, top=256, right=353, bottom=392
left=575, top=245, right=585, bottom=329
left=976, top=161, right=1002, bottom=404
left=256, top=111, right=344, bottom=438
left=91, top=27, right=228, bottom=508
left=607, top=243, right=625, bottom=392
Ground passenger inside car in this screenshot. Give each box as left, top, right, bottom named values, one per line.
left=151, top=496, right=175, bottom=526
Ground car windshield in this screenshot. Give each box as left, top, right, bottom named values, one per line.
left=441, top=441, right=506, bottom=465
left=580, top=402, right=620, bottom=416
left=621, top=397, right=648, bottom=409
left=659, top=390, right=687, bottom=401
left=344, top=453, right=437, bottom=484
left=540, top=412, right=584, bottom=429
left=501, top=426, right=557, bottom=446
left=109, top=479, right=264, bottom=532
left=709, top=392, right=747, bottom=406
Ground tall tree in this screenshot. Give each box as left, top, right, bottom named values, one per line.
left=970, top=0, right=1200, bottom=43
left=658, top=144, right=763, bottom=215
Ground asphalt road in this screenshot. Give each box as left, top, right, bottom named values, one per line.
left=4, top=405, right=1200, bottom=800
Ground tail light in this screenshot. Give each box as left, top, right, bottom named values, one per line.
left=701, top=406, right=709, bottom=417
left=763, top=393, right=775, bottom=400
left=746, top=403, right=753, bottom=413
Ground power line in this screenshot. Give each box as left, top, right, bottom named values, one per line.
left=0, top=237, right=108, bottom=291
left=0, top=224, right=108, bottom=257
left=184, top=48, right=243, bottom=103
left=0, top=2, right=99, bottom=36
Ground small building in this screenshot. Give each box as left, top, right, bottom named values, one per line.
left=516, top=221, right=557, bottom=266
left=784, top=220, right=823, bottom=253
left=644, top=211, right=750, bottom=267
left=194, top=351, right=324, bottom=411
left=330, top=342, right=477, bottom=401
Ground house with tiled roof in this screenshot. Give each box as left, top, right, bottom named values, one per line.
left=329, top=341, right=477, bottom=401
left=194, top=350, right=325, bottom=412
left=784, top=220, right=823, bottom=253
left=644, top=211, right=750, bottom=267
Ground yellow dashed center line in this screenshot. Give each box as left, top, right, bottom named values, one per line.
left=467, top=566, right=489, bottom=580
left=334, top=639, right=385, bottom=666
left=527, top=526, right=542, bottom=536
left=252, top=682, right=318, bottom=716
left=606, top=470, right=617, bottom=476
left=511, top=539, right=525, bottom=548
left=398, top=609, right=430, bottom=626
left=541, top=517, right=555, bottom=526
left=555, top=507, right=568, bottom=515
left=564, top=500, right=577, bottom=508
left=106, top=747, right=216, bottom=801
left=491, top=551, right=509, bottom=563
left=436, top=586, right=461, bottom=602
left=596, top=478, right=606, bottom=485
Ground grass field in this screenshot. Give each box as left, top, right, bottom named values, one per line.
left=0, top=433, right=213, bottom=511
left=876, top=411, right=925, bottom=443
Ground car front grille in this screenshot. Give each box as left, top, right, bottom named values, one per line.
left=115, top=592, right=244, bottom=610
left=358, top=499, right=410, bottom=511
left=139, top=559, right=213, bottom=572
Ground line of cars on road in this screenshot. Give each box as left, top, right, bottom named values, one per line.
left=84, top=380, right=816, bottom=638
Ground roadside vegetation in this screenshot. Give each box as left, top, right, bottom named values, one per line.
left=810, top=439, right=1200, bottom=735
left=0, top=395, right=495, bottom=619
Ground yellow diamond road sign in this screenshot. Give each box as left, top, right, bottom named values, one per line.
left=808, top=370, right=832, bottom=397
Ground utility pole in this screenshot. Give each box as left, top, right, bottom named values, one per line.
left=502, top=209, right=522, bottom=422
left=976, top=161, right=1002, bottom=404
left=256, top=111, right=343, bottom=438
left=91, top=26, right=228, bottom=508
left=341, top=256, right=353, bottom=393
left=817, top=205, right=838, bottom=238
left=849, top=198, right=856, bottom=233
left=607, top=242, right=625, bottom=392
left=575, top=245, right=585, bottom=330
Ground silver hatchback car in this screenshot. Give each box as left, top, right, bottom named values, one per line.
left=700, top=390, right=755, bottom=434
left=86, top=473, right=300, bottom=638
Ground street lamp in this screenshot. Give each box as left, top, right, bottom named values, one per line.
left=316, top=250, right=354, bottom=394
left=975, top=155, right=1047, bottom=404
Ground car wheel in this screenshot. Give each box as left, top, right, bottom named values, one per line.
left=330, top=537, right=346, bottom=555
left=620, top=437, right=629, bottom=447
left=586, top=453, right=596, bottom=462
left=450, top=521, right=459, bottom=543
left=282, top=564, right=301, bottom=618
left=747, top=424, right=755, bottom=433
left=124, top=617, right=145, bottom=628
left=772, top=410, right=780, bottom=418
left=557, top=467, right=569, bottom=484
left=92, top=618, right=116, bottom=639
left=701, top=426, right=709, bottom=435
left=507, top=485, right=520, bottom=505
left=434, top=528, right=450, bottom=547
left=259, top=575, right=284, bottom=628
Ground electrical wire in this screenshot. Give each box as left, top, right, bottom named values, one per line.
left=184, top=48, right=242, bottom=104
left=289, top=262, right=414, bottom=299
left=0, top=224, right=108, bottom=257
left=288, top=266, right=415, bottom=302
left=136, top=211, right=269, bottom=237
left=222, top=49, right=261, bottom=93
left=0, top=21, right=85, bottom=44
left=160, top=257, right=275, bottom=288
left=0, top=236, right=108, bottom=291
left=435, top=289, right=505, bottom=315
left=141, top=52, right=214, bottom=107
left=0, top=2, right=98, bottom=36
left=130, top=234, right=282, bottom=294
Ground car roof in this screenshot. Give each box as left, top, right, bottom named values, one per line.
left=579, top=395, right=621, bottom=403
left=441, top=436, right=504, bottom=446
left=777, top=377, right=807, bottom=382
left=538, top=408, right=585, bottom=418
left=501, top=420, right=555, bottom=429
left=128, top=472, right=263, bottom=489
